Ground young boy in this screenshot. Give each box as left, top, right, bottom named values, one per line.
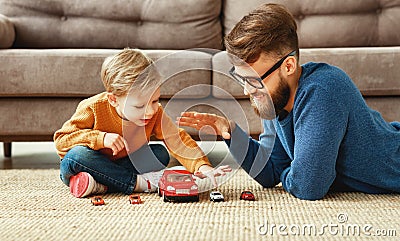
left=54, top=48, right=231, bottom=198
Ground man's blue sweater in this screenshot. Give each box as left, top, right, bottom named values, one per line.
left=227, top=62, right=400, bottom=200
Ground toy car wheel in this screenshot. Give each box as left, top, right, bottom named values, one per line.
left=157, top=187, right=161, bottom=197
left=91, top=196, right=105, bottom=206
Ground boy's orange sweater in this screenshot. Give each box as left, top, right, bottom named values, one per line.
left=54, top=92, right=211, bottom=173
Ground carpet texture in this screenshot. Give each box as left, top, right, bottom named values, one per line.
left=0, top=169, right=399, bottom=241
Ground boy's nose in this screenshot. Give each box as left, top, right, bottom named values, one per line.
left=145, top=105, right=155, bottom=117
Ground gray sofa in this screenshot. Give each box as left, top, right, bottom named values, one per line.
left=1, top=0, right=399, bottom=158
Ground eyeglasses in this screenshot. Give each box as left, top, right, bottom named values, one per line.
left=229, top=50, right=297, bottom=89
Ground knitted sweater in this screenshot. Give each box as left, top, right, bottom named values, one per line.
left=54, top=92, right=211, bottom=173
left=227, top=62, right=400, bottom=200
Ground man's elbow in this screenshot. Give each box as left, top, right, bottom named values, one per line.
left=291, top=191, right=326, bottom=201
left=285, top=184, right=329, bottom=200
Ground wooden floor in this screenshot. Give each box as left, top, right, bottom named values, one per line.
left=0, top=141, right=235, bottom=170
left=0, top=142, right=60, bottom=169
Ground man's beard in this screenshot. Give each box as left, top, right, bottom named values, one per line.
left=250, top=73, right=290, bottom=120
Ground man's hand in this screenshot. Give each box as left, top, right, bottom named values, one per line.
left=103, top=133, right=127, bottom=156
left=177, top=112, right=234, bottom=139
left=195, top=165, right=233, bottom=188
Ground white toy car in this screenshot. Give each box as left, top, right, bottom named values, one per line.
left=210, top=191, right=224, bottom=202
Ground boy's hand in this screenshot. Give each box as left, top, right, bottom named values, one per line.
left=103, top=133, right=127, bottom=156
left=176, top=112, right=234, bottom=140
left=195, top=165, right=233, bottom=188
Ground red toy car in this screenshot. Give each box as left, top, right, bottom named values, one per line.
left=158, top=170, right=199, bottom=202
left=129, top=194, right=142, bottom=204
left=240, top=191, right=255, bottom=201
left=91, top=196, right=105, bottom=206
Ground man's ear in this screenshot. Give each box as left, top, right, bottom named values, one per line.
left=107, top=93, right=119, bottom=107
left=283, top=56, right=297, bottom=76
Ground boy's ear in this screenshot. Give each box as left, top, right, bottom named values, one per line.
left=107, top=93, right=119, bottom=107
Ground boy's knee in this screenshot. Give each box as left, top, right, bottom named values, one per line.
left=63, top=145, right=92, bottom=160
left=59, top=160, right=72, bottom=186
left=60, top=146, right=97, bottom=186
left=62, top=146, right=96, bottom=172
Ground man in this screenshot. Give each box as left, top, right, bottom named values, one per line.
left=177, top=3, right=400, bottom=200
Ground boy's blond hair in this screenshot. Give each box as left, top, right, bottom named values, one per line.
left=101, top=48, right=159, bottom=96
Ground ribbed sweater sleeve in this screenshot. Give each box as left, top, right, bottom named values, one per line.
left=53, top=98, right=107, bottom=158
left=153, top=107, right=212, bottom=173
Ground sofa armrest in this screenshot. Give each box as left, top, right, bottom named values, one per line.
left=0, top=14, right=15, bottom=48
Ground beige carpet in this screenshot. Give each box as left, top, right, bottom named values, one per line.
left=0, top=169, right=399, bottom=241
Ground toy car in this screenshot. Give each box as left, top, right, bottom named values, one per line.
left=91, top=196, right=105, bottom=206
left=129, top=194, right=142, bottom=204
left=240, top=191, right=255, bottom=201
left=158, top=170, right=199, bottom=202
left=210, top=191, right=224, bottom=202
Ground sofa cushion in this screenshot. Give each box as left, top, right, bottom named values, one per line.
left=0, top=14, right=14, bottom=48
left=0, top=0, right=223, bottom=49
left=299, top=47, right=400, bottom=96
left=223, top=0, right=400, bottom=47
left=364, top=96, right=400, bottom=122
left=0, top=98, right=83, bottom=136
left=152, top=50, right=213, bottom=99
left=213, top=47, right=400, bottom=98
left=0, top=49, right=213, bottom=98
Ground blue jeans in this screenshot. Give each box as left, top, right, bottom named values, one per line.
left=60, top=144, right=170, bottom=194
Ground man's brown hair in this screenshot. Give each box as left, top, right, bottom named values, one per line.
left=225, top=3, right=299, bottom=64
